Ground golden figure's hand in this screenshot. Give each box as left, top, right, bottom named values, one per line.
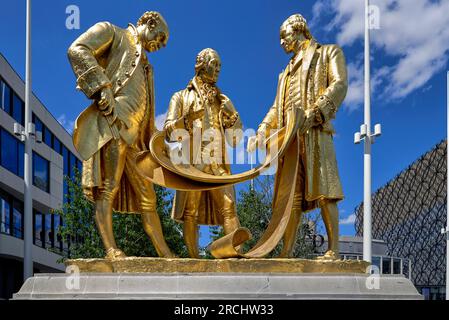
left=182, top=108, right=204, bottom=133
left=220, top=94, right=235, bottom=116
left=220, top=94, right=239, bottom=129
left=185, top=108, right=205, bottom=123
left=247, top=133, right=265, bottom=153
left=247, top=136, right=258, bottom=153
left=304, top=107, right=324, bottom=130
left=97, top=87, right=115, bottom=116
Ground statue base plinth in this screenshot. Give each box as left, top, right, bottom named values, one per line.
left=14, top=272, right=422, bottom=300
left=13, top=258, right=422, bottom=300
left=64, top=257, right=370, bottom=274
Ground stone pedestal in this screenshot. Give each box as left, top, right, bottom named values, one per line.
left=13, top=258, right=421, bottom=300
left=14, top=272, right=422, bottom=300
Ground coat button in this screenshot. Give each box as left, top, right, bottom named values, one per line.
left=125, top=72, right=130, bottom=77
left=135, top=51, right=140, bottom=57
left=132, top=62, right=136, bottom=67
left=117, top=80, right=122, bottom=86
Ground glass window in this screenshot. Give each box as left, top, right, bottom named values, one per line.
left=0, top=128, right=24, bottom=177
left=0, top=79, right=12, bottom=114
left=0, top=194, right=11, bottom=235
left=61, top=218, right=70, bottom=254
left=62, top=147, right=69, bottom=203
left=44, top=214, right=53, bottom=248
left=421, top=288, right=430, bottom=300
left=77, top=159, right=83, bottom=174
left=0, top=79, right=3, bottom=111
left=382, top=257, right=391, bottom=274
left=62, top=146, right=69, bottom=176
left=53, top=137, right=62, bottom=154
left=69, top=153, right=77, bottom=178
left=33, top=211, right=43, bottom=247
left=12, top=93, right=24, bottom=126
left=33, top=113, right=43, bottom=135
left=33, top=152, right=50, bottom=192
left=12, top=200, right=23, bottom=239
left=18, top=142, right=24, bottom=178
left=393, top=258, right=401, bottom=274
left=43, top=126, right=53, bottom=148
left=372, top=256, right=381, bottom=271
left=54, top=214, right=62, bottom=251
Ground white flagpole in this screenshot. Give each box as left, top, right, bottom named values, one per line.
left=363, top=0, right=373, bottom=263
left=23, top=0, right=33, bottom=280
left=446, top=71, right=449, bottom=300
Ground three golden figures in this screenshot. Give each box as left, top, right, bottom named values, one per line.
left=67, top=11, right=348, bottom=261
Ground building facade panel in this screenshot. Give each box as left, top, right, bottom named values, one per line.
left=354, top=140, right=447, bottom=300
left=0, top=53, right=82, bottom=299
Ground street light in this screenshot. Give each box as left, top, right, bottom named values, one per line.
left=445, top=71, right=449, bottom=300
left=22, top=0, right=34, bottom=281
left=353, top=0, right=383, bottom=264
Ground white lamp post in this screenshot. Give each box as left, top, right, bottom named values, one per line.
left=23, top=0, right=34, bottom=281
left=353, top=0, right=382, bottom=263
left=444, top=71, right=449, bottom=300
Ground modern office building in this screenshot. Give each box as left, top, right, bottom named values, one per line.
left=354, top=140, right=447, bottom=300
left=316, top=236, right=412, bottom=280
left=0, top=53, right=82, bottom=299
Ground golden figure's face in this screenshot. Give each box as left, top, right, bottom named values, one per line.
left=142, top=24, right=169, bottom=52
left=199, top=54, right=221, bottom=84
left=280, top=24, right=306, bottom=54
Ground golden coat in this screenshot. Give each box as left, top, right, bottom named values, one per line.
left=260, top=40, right=348, bottom=211
left=164, top=79, right=242, bottom=225
left=68, top=22, right=155, bottom=212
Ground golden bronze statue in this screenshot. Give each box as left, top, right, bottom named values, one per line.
left=66, top=9, right=349, bottom=264
left=164, top=48, right=242, bottom=258
left=248, top=14, right=348, bottom=260
left=68, top=12, right=175, bottom=259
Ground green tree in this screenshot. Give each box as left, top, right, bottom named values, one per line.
left=52, top=169, right=188, bottom=260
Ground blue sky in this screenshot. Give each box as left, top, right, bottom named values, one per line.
left=0, top=0, right=447, bottom=242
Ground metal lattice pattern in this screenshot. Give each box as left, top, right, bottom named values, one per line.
left=355, top=140, right=447, bottom=287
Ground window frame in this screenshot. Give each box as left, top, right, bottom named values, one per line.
left=0, top=127, right=25, bottom=178
left=0, top=77, right=12, bottom=115
left=32, top=151, right=50, bottom=193
left=0, top=190, right=12, bottom=236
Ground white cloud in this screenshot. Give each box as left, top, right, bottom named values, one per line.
left=339, top=213, right=356, bottom=225
left=155, top=112, right=167, bottom=131
left=344, top=61, right=365, bottom=111
left=312, top=0, right=449, bottom=106
left=57, top=114, right=75, bottom=133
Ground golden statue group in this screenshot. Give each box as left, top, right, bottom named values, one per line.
left=68, top=11, right=348, bottom=261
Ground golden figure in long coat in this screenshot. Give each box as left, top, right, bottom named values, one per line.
left=164, top=48, right=242, bottom=258
left=68, top=12, right=175, bottom=259
left=249, top=14, right=348, bottom=259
